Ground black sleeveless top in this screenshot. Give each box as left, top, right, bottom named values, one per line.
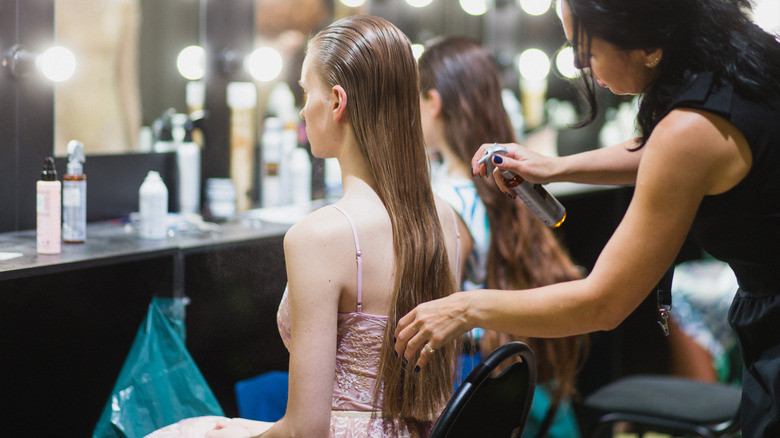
left=666, top=71, right=780, bottom=296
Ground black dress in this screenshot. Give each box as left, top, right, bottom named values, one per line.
left=666, top=71, right=780, bottom=437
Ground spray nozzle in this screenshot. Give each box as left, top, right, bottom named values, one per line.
left=66, top=140, right=85, bottom=175
left=41, top=157, right=57, bottom=181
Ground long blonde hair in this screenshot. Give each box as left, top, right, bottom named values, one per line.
left=308, top=15, right=459, bottom=429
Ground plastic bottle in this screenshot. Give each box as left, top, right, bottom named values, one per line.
left=62, top=140, right=87, bottom=243
left=139, top=171, right=169, bottom=239
left=289, top=147, right=312, bottom=208
left=261, top=117, right=283, bottom=208
left=37, top=157, right=61, bottom=254
left=227, top=82, right=257, bottom=212
left=172, top=114, right=201, bottom=215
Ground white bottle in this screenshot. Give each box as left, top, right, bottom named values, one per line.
left=139, top=171, right=169, bottom=239
left=37, top=157, right=61, bottom=254
left=289, top=147, right=312, bottom=209
left=172, top=114, right=201, bottom=215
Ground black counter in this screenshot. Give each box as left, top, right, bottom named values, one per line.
left=0, top=218, right=292, bottom=435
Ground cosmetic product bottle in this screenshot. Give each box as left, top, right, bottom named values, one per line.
left=261, top=117, right=283, bottom=208
left=62, top=140, right=87, bottom=243
left=289, top=146, right=312, bottom=209
left=479, top=144, right=566, bottom=228
left=139, top=170, right=169, bottom=240
left=172, top=114, right=201, bottom=215
left=227, top=82, right=257, bottom=212
left=37, top=157, right=62, bottom=254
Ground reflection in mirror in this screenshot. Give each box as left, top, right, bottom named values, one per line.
left=54, top=0, right=201, bottom=156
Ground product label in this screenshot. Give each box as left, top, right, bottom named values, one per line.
left=63, top=186, right=81, bottom=207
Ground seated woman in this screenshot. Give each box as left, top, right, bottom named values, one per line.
left=145, top=15, right=465, bottom=438
left=418, top=35, right=590, bottom=438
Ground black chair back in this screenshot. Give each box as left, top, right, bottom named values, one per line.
left=429, top=341, right=537, bottom=438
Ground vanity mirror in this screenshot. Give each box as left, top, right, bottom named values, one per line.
left=54, top=0, right=202, bottom=156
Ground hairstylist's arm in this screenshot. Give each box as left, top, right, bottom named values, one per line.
left=470, top=138, right=643, bottom=189
left=400, top=109, right=744, bottom=370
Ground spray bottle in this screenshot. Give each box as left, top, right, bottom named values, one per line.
left=479, top=144, right=566, bottom=228
left=37, top=157, right=61, bottom=254
left=63, top=140, right=87, bottom=243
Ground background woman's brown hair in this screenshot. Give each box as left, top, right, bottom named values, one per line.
left=418, top=35, right=589, bottom=405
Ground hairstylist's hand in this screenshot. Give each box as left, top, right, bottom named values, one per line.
left=394, top=292, right=474, bottom=370
left=471, top=142, right=558, bottom=194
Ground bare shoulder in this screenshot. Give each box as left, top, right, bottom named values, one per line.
left=433, top=195, right=456, bottom=230
left=284, top=205, right=352, bottom=256
left=650, top=108, right=751, bottom=194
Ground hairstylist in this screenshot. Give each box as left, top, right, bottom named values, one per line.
left=394, top=1, right=780, bottom=436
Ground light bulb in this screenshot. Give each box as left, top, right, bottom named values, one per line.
left=340, top=0, right=367, bottom=6
left=555, top=46, right=580, bottom=79
left=37, top=46, right=76, bottom=82
left=518, top=0, right=552, bottom=16
left=177, top=45, right=206, bottom=81
left=460, top=0, right=487, bottom=16
left=406, top=0, right=434, bottom=8
left=518, top=48, right=550, bottom=82
left=245, top=47, right=283, bottom=82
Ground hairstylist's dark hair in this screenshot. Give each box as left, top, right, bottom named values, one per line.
left=419, top=35, right=589, bottom=405
left=308, top=15, right=458, bottom=430
left=565, top=0, right=780, bottom=147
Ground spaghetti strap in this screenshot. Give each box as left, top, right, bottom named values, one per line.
left=450, top=207, right=461, bottom=285
left=331, top=205, right=364, bottom=312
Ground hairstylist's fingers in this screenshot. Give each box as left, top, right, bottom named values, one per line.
left=471, top=143, right=496, bottom=178
left=394, top=307, right=420, bottom=361
left=492, top=167, right=515, bottom=199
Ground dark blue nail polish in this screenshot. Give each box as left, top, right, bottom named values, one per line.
left=492, top=155, right=503, bottom=164
left=393, top=350, right=398, bottom=358
left=414, top=366, right=420, bottom=373
left=506, top=192, right=513, bottom=199
left=402, top=357, right=408, bottom=365
left=470, top=168, right=474, bottom=177
left=393, top=337, right=396, bottom=344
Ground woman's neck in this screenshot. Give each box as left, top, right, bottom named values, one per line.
left=439, top=146, right=471, bottom=179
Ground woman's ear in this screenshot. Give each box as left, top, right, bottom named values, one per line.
left=332, top=85, right=348, bottom=123
left=644, top=47, right=663, bottom=68
left=422, top=89, right=443, bottom=118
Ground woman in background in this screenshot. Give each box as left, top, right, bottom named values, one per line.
left=418, top=35, right=589, bottom=438
left=146, top=15, right=464, bottom=438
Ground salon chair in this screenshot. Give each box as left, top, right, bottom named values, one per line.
left=429, top=341, right=537, bottom=438
left=583, top=374, right=741, bottom=438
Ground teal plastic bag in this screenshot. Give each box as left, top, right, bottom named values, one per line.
left=93, top=297, right=224, bottom=438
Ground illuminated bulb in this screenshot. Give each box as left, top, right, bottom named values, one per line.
left=245, top=47, right=284, bottom=82
left=555, top=0, right=564, bottom=20
left=555, top=46, right=580, bottom=79
left=518, top=0, right=552, bottom=16
left=518, top=48, right=550, bottom=81
left=177, top=45, right=206, bottom=81
left=412, top=44, right=425, bottom=60
left=460, top=0, right=487, bottom=16
left=36, top=46, right=76, bottom=82
left=340, top=0, right=366, bottom=6
left=406, top=0, right=434, bottom=8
